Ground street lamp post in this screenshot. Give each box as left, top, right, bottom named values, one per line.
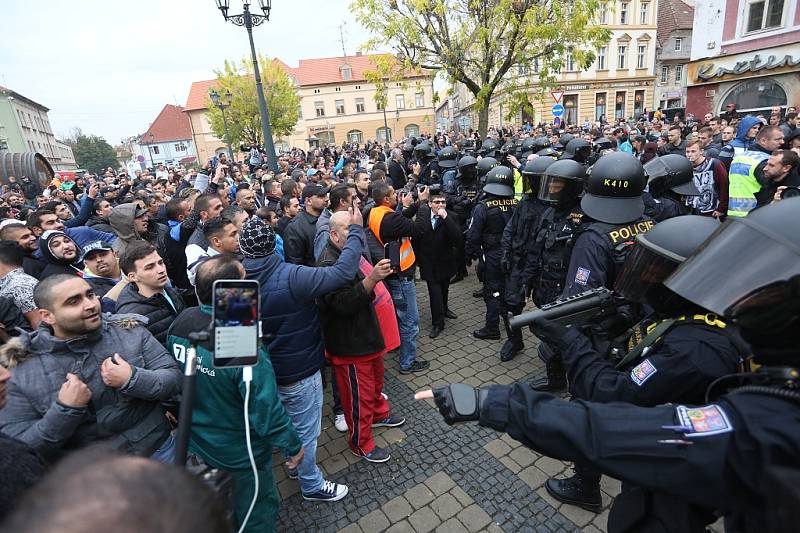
left=147, top=132, right=155, bottom=170
left=215, top=0, right=279, bottom=172
left=209, top=89, right=234, bottom=161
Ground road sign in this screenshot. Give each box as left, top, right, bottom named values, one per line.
left=553, top=117, right=562, bottom=127
left=551, top=104, right=565, bottom=117
left=550, top=90, right=564, bottom=104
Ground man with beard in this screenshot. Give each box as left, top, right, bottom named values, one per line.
left=109, top=203, right=153, bottom=258
left=39, top=231, right=85, bottom=279
left=115, top=242, right=185, bottom=347
left=81, top=241, right=123, bottom=300
left=0, top=275, right=181, bottom=461
left=235, top=187, right=258, bottom=216
left=0, top=222, right=44, bottom=278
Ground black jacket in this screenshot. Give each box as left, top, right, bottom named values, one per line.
left=388, top=159, right=407, bottom=189
left=115, top=284, right=185, bottom=346
left=316, top=242, right=385, bottom=357
left=86, top=215, right=114, bottom=233
left=414, top=204, right=463, bottom=282
left=284, top=210, right=319, bottom=266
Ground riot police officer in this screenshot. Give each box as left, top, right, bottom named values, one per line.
left=467, top=166, right=518, bottom=341
left=414, top=141, right=440, bottom=185
left=420, top=198, right=800, bottom=533
left=535, top=152, right=653, bottom=391
left=499, top=157, right=554, bottom=360
left=445, top=155, right=481, bottom=282
left=437, top=146, right=460, bottom=190
left=643, top=154, right=701, bottom=221
left=535, top=215, right=745, bottom=515
left=478, top=139, right=500, bottom=159
left=559, top=138, right=593, bottom=165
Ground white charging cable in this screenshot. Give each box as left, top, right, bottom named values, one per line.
left=238, top=365, right=257, bottom=533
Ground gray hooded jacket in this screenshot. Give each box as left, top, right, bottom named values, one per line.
left=0, top=314, right=181, bottom=460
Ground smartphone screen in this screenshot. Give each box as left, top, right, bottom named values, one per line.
left=384, top=241, right=401, bottom=272
left=212, top=280, right=260, bottom=368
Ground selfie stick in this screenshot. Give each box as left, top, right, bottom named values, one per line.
left=174, top=331, right=209, bottom=466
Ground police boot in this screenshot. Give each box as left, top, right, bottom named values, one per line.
left=499, top=338, right=524, bottom=361
left=544, top=468, right=602, bottom=513
left=472, top=327, right=501, bottom=340
left=530, top=359, right=566, bottom=392
left=472, top=287, right=483, bottom=298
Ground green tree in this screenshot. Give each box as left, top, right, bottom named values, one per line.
left=206, top=55, right=300, bottom=149
left=352, top=0, right=611, bottom=136
left=67, top=130, right=119, bottom=173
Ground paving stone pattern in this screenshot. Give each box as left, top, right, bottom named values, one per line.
left=275, top=276, right=620, bottom=532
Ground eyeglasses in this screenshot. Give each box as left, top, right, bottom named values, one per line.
left=431, top=199, right=446, bottom=204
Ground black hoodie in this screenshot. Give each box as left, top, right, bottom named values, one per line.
left=38, top=230, right=84, bottom=279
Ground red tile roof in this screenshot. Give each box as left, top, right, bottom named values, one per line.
left=657, top=0, right=695, bottom=47
left=139, top=104, right=192, bottom=144
left=184, top=54, right=429, bottom=111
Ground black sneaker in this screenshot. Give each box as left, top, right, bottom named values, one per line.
left=372, top=414, right=406, bottom=428
left=353, top=446, right=391, bottom=463
left=399, top=359, right=430, bottom=374
left=287, top=467, right=298, bottom=480
left=302, top=480, right=349, bottom=502
left=473, top=327, right=501, bottom=340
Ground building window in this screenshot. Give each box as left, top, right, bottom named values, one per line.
left=347, top=129, right=363, bottom=143
left=377, top=98, right=385, bottom=111
left=174, top=142, right=187, bottom=152
left=637, top=45, right=647, bottom=68
left=597, top=46, right=607, bottom=70
left=355, top=97, right=365, bottom=113
left=721, top=78, right=787, bottom=114
left=298, top=104, right=303, bottom=119
left=634, top=90, right=645, bottom=118
left=335, top=87, right=341, bottom=92
left=618, top=45, right=627, bottom=69
left=598, top=4, right=608, bottom=24
left=152, top=145, right=160, bottom=155
left=376, top=127, right=392, bottom=142
left=341, top=67, right=351, bottom=81
left=615, top=91, right=626, bottom=119
left=518, top=64, right=529, bottom=76
left=674, top=37, right=682, bottom=51
left=355, top=85, right=361, bottom=90
left=566, top=50, right=576, bottom=71
left=313, top=89, right=320, bottom=94
left=405, top=124, right=420, bottom=137
left=396, top=94, right=405, bottom=110
left=563, top=95, right=578, bottom=125
left=675, top=64, right=684, bottom=82
left=639, top=2, right=649, bottom=24
left=745, top=0, right=786, bottom=32
left=532, top=58, right=540, bottom=73
left=315, top=101, right=325, bottom=117
left=595, top=93, right=607, bottom=121
left=317, top=131, right=335, bottom=145
left=660, top=66, right=669, bottom=83
left=335, top=99, right=345, bottom=115
left=415, top=92, right=425, bottom=108
left=620, top=2, right=629, bottom=24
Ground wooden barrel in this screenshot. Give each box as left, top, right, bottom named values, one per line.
left=0, top=152, right=54, bottom=189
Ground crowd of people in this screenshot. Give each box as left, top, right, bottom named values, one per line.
left=0, top=102, right=798, bottom=532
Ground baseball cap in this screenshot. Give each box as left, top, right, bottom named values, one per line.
left=134, top=206, right=149, bottom=218
left=82, top=240, right=113, bottom=258
left=301, top=184, right=330, bottom=198
left=307, top=168, right=323, bottom=177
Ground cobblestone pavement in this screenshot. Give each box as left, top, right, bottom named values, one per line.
left=274, top=275, right=620, bottom=532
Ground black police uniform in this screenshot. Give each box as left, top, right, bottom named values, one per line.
left=467, top=177, right=517, bottom=337
left=641, top=154, right=701, bottom=222
left=527, top=206, right=585, bottom=306
left=476, top=378, right=800, bottom=533
left=642, top=192, right=696, bottom=221
left=445, top=159, right=481, bottom=280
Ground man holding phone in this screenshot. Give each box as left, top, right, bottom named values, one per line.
left=367, top=182, right=430, bottom=374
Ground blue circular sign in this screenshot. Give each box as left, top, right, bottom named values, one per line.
left=551, top=104, right=565, bottom=117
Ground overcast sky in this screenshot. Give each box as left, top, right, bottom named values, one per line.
left=0, top=0, right=375, bottom=145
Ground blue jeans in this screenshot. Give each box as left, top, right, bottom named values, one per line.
left=150, top=432, right=176, bottom=464
left=277, top=370, right=324, bottom=495
left=385, top=277, right=419, bottom=370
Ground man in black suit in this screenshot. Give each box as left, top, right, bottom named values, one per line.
left=416, top=190, right=463, bottom=338
left=387, top=149, right=408, bottom=190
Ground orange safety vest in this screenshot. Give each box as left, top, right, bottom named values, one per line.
left=368, top=205, right=416, bottom=272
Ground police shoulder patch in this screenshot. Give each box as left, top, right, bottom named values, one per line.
left=676, top=404, right=734, bottom=438
left=575, top=267, right=591, bottom=286
left=630, top=359, right=657, bottom=386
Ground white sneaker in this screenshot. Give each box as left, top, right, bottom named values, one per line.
left=302, top=480, right=349, bottom=502
left=334, top=413, right=348, bottom=432
left=380, top=392, right=388, bottom=401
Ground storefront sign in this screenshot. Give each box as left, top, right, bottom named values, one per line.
left=688, top=44, right=800, bottom=85
left=309, top=125, right=335, bottom=133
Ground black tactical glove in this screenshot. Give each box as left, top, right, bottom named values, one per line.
left=500, top=253, right=511, bottom=274
left=529, top=316, right=570, bottom=349
left=431, top=383, right=489, bottom=425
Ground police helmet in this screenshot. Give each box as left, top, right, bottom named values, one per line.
left=457, top=155, right=478, bottom=182
left=513, top=138, right=525, bottom=156
left=402, top=142, right=414, bottom=156
left=414, top=141, right=435, bottom=160
left=532, top=137, right=551, bottom=152
left=521, top=156, right=556, bottom=194
left=519, top=137, right=538, bottom=159
left=479, top=139, right=500, bottom=158
left=437, top=146, right=459, bottom=169
left=593, top=137, right=614, bottom=152
left=483, top=166, right=515, bottom=198
left=538, top=159, right=585, bottom=208
left=643, top=154, right=699, bottom=197
left=615, top=216, right=721, bottom=309
left=560, top=138, right=593, bottom=164
left=581, top=152, right=646, bottom=224
left=554, top=133, right=574, bottom=150
left=664, top=199, right=800, bottom=348
left=499, top=141, right=515, bottom=157
left=536, top=147, right=559, bottom=157
left=477, top=157, right=499, bottom=179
